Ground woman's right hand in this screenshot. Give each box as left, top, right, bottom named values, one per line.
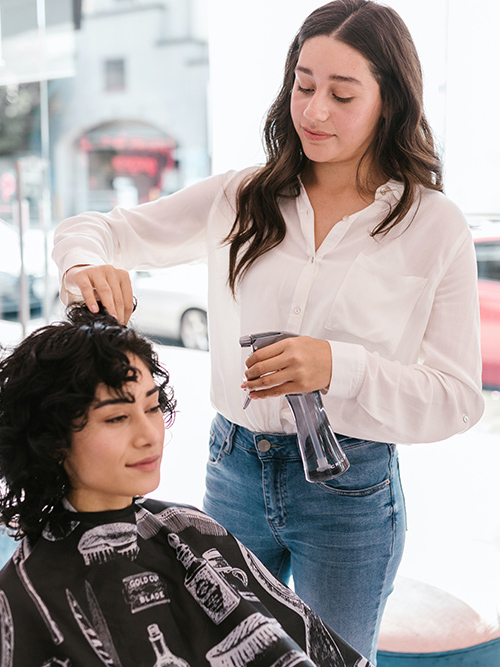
left=64, top=264, right=134, bottom=324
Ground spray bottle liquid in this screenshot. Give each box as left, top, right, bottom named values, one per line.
left=240, top=331, right=349, bottom=482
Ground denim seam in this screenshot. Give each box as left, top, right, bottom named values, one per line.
left=316, top=478, right=390, bottom=497
left=207, top=430, right=220, bottom=467
left=223, top=421, right=236, bottom=454
left=275, top=459, right=288, bottom=529
left=267, top=522, right=289, bottom=550
left=365, top=443, right=398, bottom=661
left=340, top=440, right=381, bottom=451
left=388, top=444, right=396, bottom=556
left=396, top=457, right=408, bottom=530
left=207, top=416, right=235, bottom=467
left=274, top=544, right=291, bottom=579
left=261, top=461, right=289, bottom=546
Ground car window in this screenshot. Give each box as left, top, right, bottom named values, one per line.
left=475, top=241, right=500, bottom=282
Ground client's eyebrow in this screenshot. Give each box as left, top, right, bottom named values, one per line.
left=94, top=386, right=159, bottom=410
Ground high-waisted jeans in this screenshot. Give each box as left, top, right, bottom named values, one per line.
left=202, top=413, right=406, bottom=664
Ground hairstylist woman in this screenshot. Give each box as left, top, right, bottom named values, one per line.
left=52, top=1, right=484, bottom=661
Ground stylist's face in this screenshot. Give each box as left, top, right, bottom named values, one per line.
left=291, top=35, right=383, bottom=170
left=64, top=356, right=165, bottom=512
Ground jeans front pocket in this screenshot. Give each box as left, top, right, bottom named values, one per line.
left=316, top=439, right=394, bottom=497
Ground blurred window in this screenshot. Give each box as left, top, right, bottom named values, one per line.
left=476, top=242, right=500, bottom=282
left=105, top=58, right=126, bottom=92
left=0, top=0, right=209, bottom=328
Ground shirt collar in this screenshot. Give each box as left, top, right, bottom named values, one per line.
left=297, top=175, right=404, bottom=203
left=374, top=179, right=404, bottom=202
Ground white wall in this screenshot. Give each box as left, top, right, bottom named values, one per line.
left=444, top=1, right=500, bottom=214
left=208, top=0, right=321, bottom=172
left=207, top=0, right=500, bottom=216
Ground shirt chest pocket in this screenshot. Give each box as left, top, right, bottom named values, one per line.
left=325, top=253, right=428, bottom=354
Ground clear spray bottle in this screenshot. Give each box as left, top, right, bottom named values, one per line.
left=240, top=331, right=350, bottom=483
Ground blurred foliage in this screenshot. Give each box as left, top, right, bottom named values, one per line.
left=0, top=83, right=40, bottom=155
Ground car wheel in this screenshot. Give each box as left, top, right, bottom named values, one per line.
left=180, top=308, right=208, bottom=350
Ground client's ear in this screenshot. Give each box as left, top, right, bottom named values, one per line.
left=51, top=445, right=68, bottom=466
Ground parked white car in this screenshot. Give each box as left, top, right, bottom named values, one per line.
left=0, top=220, right=209, bottom=350
left=130, top=263, right=208, bottom=350
left=0, top=220, right=58, bottom=323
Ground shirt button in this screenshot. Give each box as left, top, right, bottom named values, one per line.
left=462, top=415, right=469, bottom=424
left=294, top=306, right=301, bottom=315
left=257, top=439, right=272, bottom=452
left=380, top=186, right=390, bottom=195
left=342, top=215, right=349, bottom=221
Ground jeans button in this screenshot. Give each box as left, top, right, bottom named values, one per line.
left=257, top=439, right=272, bottom=452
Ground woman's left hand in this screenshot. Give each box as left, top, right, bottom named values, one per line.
left=242, top=336, right=332, bottom=400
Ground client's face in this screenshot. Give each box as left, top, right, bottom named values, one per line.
left=64, top=355, right=165, bottom=512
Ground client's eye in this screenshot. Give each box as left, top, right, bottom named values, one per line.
left=105, top=415, right=128, bottom=424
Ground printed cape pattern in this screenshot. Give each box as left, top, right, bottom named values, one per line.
left=0, top=498, right=372, bottom=667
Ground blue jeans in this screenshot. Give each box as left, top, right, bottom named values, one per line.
left=202, top=413, right=406, bottom=664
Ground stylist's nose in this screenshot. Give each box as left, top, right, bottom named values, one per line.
left=304, top=93, right=329, bottom=122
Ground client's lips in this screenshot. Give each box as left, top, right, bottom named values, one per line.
left=127, top=455, right=160, bottom=472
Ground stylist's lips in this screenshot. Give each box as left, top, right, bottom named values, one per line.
left=127, top=455, right=160, bottom=472
left=302, top=126, right=332, bottom=141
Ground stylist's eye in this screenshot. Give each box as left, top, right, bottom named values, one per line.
left=297, top=84, right=314, bottom=94
left=147, top=404, right=162, bottom=414
left=333, top=93, right=353, bottom=103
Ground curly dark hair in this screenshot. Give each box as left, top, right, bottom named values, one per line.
left=0, top=304, right=176, bottom=542
left=226, top=0, right=443, bottom=293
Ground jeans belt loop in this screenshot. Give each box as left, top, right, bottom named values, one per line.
left=223, top=420, right=236, bottom=455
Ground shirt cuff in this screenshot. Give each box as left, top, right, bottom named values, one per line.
left=325, top=340, right=367, bottom=399
left=60, top=272, right=81, bottom=305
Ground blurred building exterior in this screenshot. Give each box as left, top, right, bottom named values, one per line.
left=0, top=0, right=210, bottom=225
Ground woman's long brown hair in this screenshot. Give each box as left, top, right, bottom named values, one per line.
left=225, top=0, right=443, bottom=294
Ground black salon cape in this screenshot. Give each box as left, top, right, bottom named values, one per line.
left=0, top=498, right=371, bottom=667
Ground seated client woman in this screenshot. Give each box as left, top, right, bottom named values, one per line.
left=0, top=305, right=370, bottom=667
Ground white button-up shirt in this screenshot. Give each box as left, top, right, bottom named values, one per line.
left=53, top=168, right=484, bottom=444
